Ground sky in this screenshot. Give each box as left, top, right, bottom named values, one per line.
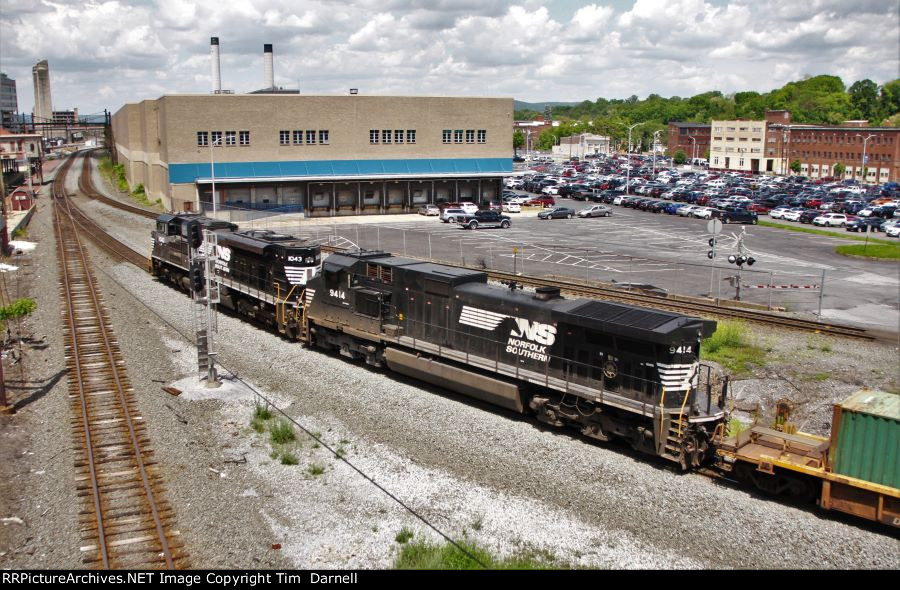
left=0, top=0, right=898, bottom=117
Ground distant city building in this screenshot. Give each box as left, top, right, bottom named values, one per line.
left=52, top=109, right=79, bottom=125
left=0, top=73, right=17, bottom=128
left=552, top=133, right=610, bottom=159
left=513, top=116, right=557, bottom=152
left=32, top=60, right=53, bottom=131
left=0, top=128, right=43, bottom=176
left=666, top=122, right=710, bottom=162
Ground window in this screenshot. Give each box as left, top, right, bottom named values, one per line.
left=319, top=130, right=329, bottom=144
left=394, top=130, right=403, bottom=143
left=306, top=130, right=316, bottom=144
left=382, top=129, right=392, bottom=144
left=442, top=130, right=451, bottom=144
left=197, top=131, right=208, bottom=147
left=454, top=130, right=463, bottom=143
left=478, top=129, right=486, bottom=143
left=211, top=131, right=222, bottom=146
left=225, top=130, right=236, bottom=146
left=370, top=129, right=380, bottom=144
left=280, top=131, right=291, bottom=145
left=293, top=130, right=303, bottom=145
left=239, top=130, right=250, bottom=146
left=407, top=129, right=416, bottom=143
left=465, top=130, right=475, bottom=143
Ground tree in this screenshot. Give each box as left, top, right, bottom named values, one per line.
left=848, top=79, right=879, bottom=120
left=513, top=129, right=525, bottom=155
left=833, top=162, right=846, bottom=177
left=673, top=150, right=687, bottom=165
left=537, top=130, right=557, bottom=151
left=789, top=159, right=801, bottom=174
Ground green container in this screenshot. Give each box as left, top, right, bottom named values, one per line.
left=831, top=390, right=900, bottom=490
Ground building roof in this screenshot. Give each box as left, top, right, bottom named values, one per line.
left=669, top=122, right=711, bottom=128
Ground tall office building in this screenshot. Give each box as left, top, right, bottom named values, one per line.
left=32, top=60, right=53, bottom=131
left=0, top=73, right=17, bottom=128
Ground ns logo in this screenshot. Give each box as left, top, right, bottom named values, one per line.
left=510, top=318, right=556, bottom=345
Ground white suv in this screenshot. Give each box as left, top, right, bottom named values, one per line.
left=459, top=202, right=478, bottom=215
left=813, top=213, right=848, bottom=227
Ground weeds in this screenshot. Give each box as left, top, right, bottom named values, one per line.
left=280, top=452, right=298, bottom=466
left=727, top=418, right=749, bottom=437
left=253, top=404, right=273, bottom=420
left=270, top=420, right=296, bottom=445
left=471, top=517, right=483, bottom=531
left=336, top=446, right=347, bottom=459
left=394, top=540, right=561, bottom=570
left=395, top=527, right=414, bottom=544
left=307, top=463, right=325, bottom=476
left=701, top=320, right=766, bottom=376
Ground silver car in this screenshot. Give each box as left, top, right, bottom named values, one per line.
left=577, top=205, right=612, bottom=218
left=441, top=208, right=465, bottom=223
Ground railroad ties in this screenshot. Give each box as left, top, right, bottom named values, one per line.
left=53, top=154, right=188, bottom=569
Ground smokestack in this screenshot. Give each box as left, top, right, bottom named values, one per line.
left=210, top=37, right=221, bottom=94
left=264, top=44, right=274, bottom=89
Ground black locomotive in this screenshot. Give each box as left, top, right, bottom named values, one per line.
left=304, top=250, right=725, bottom=468
left=150, top=213, right=322, bottom=338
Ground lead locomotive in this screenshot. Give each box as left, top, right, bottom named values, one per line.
left=304, top=250, right=725, bottom=468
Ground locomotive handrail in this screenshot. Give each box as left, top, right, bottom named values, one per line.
left=676, top=389, right=691, bottom=438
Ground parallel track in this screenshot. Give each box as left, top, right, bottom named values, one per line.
left=53, top=155, right=188, bottom=569
left=72, top=150, right=871, bottom=340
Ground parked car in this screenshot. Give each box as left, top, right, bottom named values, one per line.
left=418, top=204, right=440, bottom=216
left=502, top=202, right=521, bottom=213
left=537, top=207, right=576, bottom=219
left=812, top=213, right=849, bottom=227
left=886, top=225, right=900, bottom=238
left=691, top=207, right=714, bottom=219
left=526, top=196, right=556, bottom=207
left=769, top=206, right=792, bottom=219
left=677, top=205, right=699, bottom=217
left=719, top=207, right=758, bottom=225
left=459, top=202, right=479, bottom=215
left=798, top=209, right=821, bottom=224
left=577, top=204, right=612, bottom=218
left=782, top=208, right=804, bottom=222
left=441, top=208, right=466, bottom=223
left=457, top=210, right=512, bottom=229
left=845, top=217, right=879, bottom=233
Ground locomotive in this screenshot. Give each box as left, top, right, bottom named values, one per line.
left=150, top=213, right=322, bottom=338
left=304, top=250, right=725, bottom=468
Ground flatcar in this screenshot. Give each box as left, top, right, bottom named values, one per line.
left=302, top=250, right=725, bottom=468
left=150, top=213, right=322, bottom=338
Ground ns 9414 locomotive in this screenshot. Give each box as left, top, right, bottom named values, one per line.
left=304, top=250, right=725, bottom=468
left=150, top=213, right=322, bottom=338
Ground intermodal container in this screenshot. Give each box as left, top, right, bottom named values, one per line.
left=829, top=390, right=899, bottom=489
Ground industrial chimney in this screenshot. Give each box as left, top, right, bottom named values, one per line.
left=210, top=37, right=221, bottom=93
left=264, top=44, right=274, bottom=89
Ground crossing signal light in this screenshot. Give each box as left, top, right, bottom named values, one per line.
left=747, top=256, right=756, bottom=266
left=189, top=262, right=204, bottom=293
left=188, top=222, right=202, bottom=249
left=707, top=251, right=715, bottom=259
left=708, top=238, right=716, bottom=247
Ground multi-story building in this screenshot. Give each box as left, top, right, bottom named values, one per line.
left=112, top=93, right=512, bottom=214
left=514, top=116, right=556, bottom=153
left=0, top=73, right=17, bottom=129
left=667, top=122, right=710, bottom=162
left=709, top=118, right=770, bottom=173
left=0, top=128, right=42, bottom=177
left=768, top=121, right=899, bottom=183
left=31, top=60, right=53, bottom=132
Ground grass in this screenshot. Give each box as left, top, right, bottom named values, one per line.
left=250, top=404, right=273, bottom=433
left=835, top=243, right=900, bottom=260
left=701, top=320, right=766, bottom=376
left=98, top=155, right=162, bottom=209
left=269, top=419, right=296, bottom=445
left=280, top=452, right=299, bottom=466
left=307, top=463, right=325, bottom=476
left=727, top=418, right=749, bottom=438
left=394, top=540, right=561, bottom=570
left=11, top=227, right=27, bottom=239
left=335, top=446, right=347, bottom=459
left=395, top=527, right=415, bottom=544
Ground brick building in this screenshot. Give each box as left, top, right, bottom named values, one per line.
left=667, top=122, right=710, bottom=162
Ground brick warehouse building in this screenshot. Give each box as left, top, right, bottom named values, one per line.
left=112, top=94, right=513, bottom=215
left=666, top=122, right=710, bottom=162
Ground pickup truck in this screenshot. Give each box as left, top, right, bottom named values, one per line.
left=715, top=207, right=758, bottom=224
left=456, top=210, right=512, bottom=229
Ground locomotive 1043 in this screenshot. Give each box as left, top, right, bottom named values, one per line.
left=304, top=250, right=726, bottom=469
left=151, top=213, right=322, bottom=339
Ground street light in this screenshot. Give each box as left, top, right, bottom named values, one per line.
left=652, top=130, right=661, bottom=179
left=626, top=123, right=641, bottom=195
left=688, top=135, right=697, bottom=170
left=856, top=133, right=875, bottom=184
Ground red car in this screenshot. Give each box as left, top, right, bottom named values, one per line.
left=526, top=196, right=556, bottom=207
left=748, top=203, right=771, bottom=214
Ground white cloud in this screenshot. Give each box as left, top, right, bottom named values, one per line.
left=0, top=0, right=896, bottom=116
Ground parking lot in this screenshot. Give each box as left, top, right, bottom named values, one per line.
left=256, top=195, right=898, bottom=329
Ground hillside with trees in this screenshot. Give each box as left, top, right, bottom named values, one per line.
left=515, top=76, right=900, bottom=153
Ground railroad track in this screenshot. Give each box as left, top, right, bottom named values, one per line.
left=69, top=151, right=871, bottom=340
left=53, top=155, right=188, bottom=568
left=78, top=150, right=159, bottom=220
